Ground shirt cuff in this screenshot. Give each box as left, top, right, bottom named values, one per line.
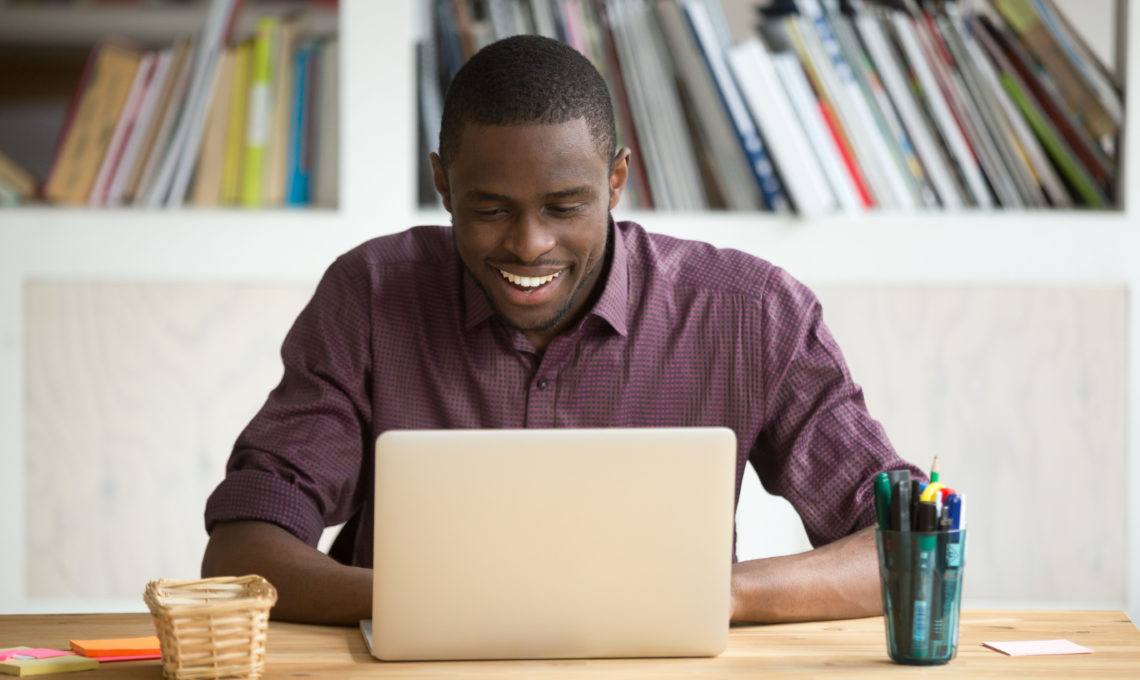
left=204, top=469, right=326, bottom=547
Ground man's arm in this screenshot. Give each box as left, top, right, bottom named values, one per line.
left=201, top=520, right=372, bottom=625
left=729, top=525, right=879, bottom=623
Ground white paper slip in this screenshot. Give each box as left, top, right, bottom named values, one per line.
left=982, top=639, right=1093, bottom=656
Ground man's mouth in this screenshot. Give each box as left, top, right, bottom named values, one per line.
left=497, top=268, right=563, bottom=289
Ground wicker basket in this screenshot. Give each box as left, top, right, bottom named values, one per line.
left=144, top=575, right=278, bottom=680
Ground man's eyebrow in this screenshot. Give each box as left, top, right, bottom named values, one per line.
left=544, top=186, right=594, bottom=200
left=465, top=189, right=512, bottom=202
left=464, top=186, right=595, bottom=202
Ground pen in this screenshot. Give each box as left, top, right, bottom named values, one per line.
left=938, top=493, right=964, bottom=657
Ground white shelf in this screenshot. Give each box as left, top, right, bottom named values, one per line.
left=2, top=207, right=1136, bottom=285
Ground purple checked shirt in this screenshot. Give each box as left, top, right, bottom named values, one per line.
left=205, top=220, right=922, bottom=565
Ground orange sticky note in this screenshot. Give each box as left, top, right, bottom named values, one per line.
left=69, top=636, right=161, bottom=657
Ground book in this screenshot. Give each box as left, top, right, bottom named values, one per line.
left=934, top=8, right=1044, bottom=207
left=955, top=10, right=1070, bottom=207
left=795, top=0, right=915, bottom=210
left=993, top=0, right=1117, bottom=148
left=242, top=15, right=279, bottom=207
left=889, top=8, right=993, bottom=208
left=971, top=13, right=1105, bottom=207
left=683, top=0, right=788, bottom=212
left=128, top=39, right=194, bottom=204
left=770, top=50, right=862, bottom=212
left=979, top=12, right=1113, bottom=192
left=264, top=14, right=302, bottom=207
left=1033, top=0, right=1122, bottom=132
left=913, top=8, right=1020, bottom=207
left=285, top=40, right=317, bottom=206
left=852, top=8, right=963, bottom=208
left=728, top=39, right=836, bottom=218
left=763, top=10, right=875, bottom=207
left=44, top=42, right=142, bottom=205
left=313, top=38, right=339, bottom=208
left=653, top=0, right=762, bottom=211
left=607, top=0, right=707, bottom=211
left=126, top=38, right=191, bottom=203
left=593, top=0, right=652, bottom=208
left=160, top=0, right=243, bottom=207
left=823, top=0, right=933, bottom=208
left=105, top=47, right=174, bottom=205
left=221, top=39, right=252, bottom=205
left=88, top=51, right=157, bottom=207
left=191, top=47, right=236, bottom=206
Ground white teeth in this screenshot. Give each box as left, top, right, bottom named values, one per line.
left=498, top=269, right=561, bottom=288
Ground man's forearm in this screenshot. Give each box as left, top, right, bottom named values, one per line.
left=730, top=525, right=880, bottom=623
left=202, top=520, right=372, bottom=625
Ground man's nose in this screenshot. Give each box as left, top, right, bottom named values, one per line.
left=504, top=212, right=556, bottom=264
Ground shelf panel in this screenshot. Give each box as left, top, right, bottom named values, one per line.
left=3, top=207, right=1133, bottom=285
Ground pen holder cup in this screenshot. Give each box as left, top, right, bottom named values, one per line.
left=875, top=528, right=966, bottom=665
left=144, top=574, right=278, bottom=680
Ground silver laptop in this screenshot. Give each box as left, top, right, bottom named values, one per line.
left=366, top=427, right=736, bottom=661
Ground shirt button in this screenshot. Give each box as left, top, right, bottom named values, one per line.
left=537, top=378, right=549, bottom=390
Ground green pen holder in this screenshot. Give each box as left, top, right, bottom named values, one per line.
left=875, top=528, right=967, bottom=665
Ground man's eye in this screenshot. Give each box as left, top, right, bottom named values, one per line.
left=473, top=208, right=505, bottom=217
left=548, top=204, right=584, bottom=215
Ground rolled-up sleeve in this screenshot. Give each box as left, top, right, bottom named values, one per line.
left=204, top=252, right=375, bottom=547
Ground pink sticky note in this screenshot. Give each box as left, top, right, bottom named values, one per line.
left=0, top=648, right=74, bottom=661
left=982, top=639, right=1094, bottom=656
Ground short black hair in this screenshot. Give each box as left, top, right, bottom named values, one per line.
left=437, top=34, right=617, bottom=170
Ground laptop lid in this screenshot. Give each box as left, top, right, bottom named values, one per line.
left=369, top=427, right=736, bottom=661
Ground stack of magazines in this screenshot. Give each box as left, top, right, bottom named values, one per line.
left=418, top=0, right=1122, bottom=214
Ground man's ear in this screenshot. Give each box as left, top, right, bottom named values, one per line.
left=429, top=152, right=452, bottom=213
left=608, top=147, right=631, bottom=211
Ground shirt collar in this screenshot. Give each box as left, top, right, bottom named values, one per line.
left=462, top=218, right=631, bottom=337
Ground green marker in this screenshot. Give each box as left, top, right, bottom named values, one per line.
left=874, top=472, right=892, bottom=530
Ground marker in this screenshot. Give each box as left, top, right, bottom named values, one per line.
left=937, top=493, right=965, bottom=659
left=946, top=494, right=963, bottom=531
left=911, top=501, right=938, bottom=658
left=874, top=472, right=892, bottom=530
left=891, top=479, right=912, bottom=532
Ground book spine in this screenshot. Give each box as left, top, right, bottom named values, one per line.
left=286, top=43, right=314, bottom=206
left=728, top=40, right=836, bottom=217
left=682, top=0, right=788, bottom=212
left=242, top=16, right=277, bottom=208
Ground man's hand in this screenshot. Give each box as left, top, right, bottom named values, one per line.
left=202, top=520, right=373, bottom=625
left=729, top=525, right=880, bottom=623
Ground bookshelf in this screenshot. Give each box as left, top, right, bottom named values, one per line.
left=0, top=0, right=1137, bottom=620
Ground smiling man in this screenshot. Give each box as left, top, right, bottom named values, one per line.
left=202, top=35, right=924, bottom=625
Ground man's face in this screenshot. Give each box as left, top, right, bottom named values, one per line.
left=432, top=119, right=628, bottom=350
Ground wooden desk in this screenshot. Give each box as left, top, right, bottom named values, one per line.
left=2, top=610, right=1136, bottom=678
